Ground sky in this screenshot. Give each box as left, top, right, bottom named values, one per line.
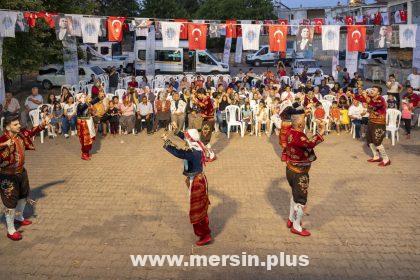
left=279, top=0, right=376, bottom=8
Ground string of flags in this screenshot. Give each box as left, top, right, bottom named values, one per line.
left=0, top=9, right=417, bottom=52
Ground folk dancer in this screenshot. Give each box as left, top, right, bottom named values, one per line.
left=279, top=99, right=297, bottom=162
left=195, top=88, right=216, bottom=162
left=0, top=114, right=49, bottom=240
left=162, top=125, right=212, bottom=246
left=285, top=108, right=325, bottom=236
left=77, top=94, right=99, bottom=160
left=366, top=86, right=390, bottom=166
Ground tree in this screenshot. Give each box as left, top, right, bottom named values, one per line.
left=139, top=0, right=190, bottom=18
left=194, top=0, right=276, bottom=20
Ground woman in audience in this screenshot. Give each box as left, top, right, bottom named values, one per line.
left=215, top=93, right=231, bottom=134
left=60, top=87, right=72, bottom=103
left=242, top=102, right=253, bottom=135
left=47, top=94, right=56, bottom=105
left=179, top=76, right=189, bottom=91
left=205, top=76, right=215, bottom=90
left=319, top=79, right=331, bottom=97
left=107, top=100, right=120, bottom=136
left=154, top=91, right=171, bottom=131
left=119, top=96, right=136, bottom=134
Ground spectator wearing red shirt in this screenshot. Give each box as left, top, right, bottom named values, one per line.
left=128, top=76, right=138, bottom=88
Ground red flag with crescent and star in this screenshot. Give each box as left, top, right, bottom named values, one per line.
left=269, top=25, right=287, bottom=52
left=278, top=19, right=288, bottom=25
left=175, top=19, right=188, bottom=39
left=313, top=18, right=324, bottom=34
left=188, top=23, right=207, bottom=50
left=225, top=19, right=237, bottom=38
left=347, top=26, right=366, bottom=52
left=108, top=16, right=126, bottom=41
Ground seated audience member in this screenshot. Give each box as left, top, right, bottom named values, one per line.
left=386, top=93, right=398, bottom=109
left=107, top=100, right=120, bottom=136
left=154, top=91, right=171, bottom=131
left=1, top=92, right=20, bottom=118
left=348, top=99, right=364, bottom=138
left=62, top=96, right=77, bottom=138
left=136, top=96, right=153, bottom=135
left=128, top=75, right=139, bottom=88
left=313, top=103, right=326, bottom=135
left=119, top=96, right=136, bottom=134
left=329, top=101, right=341, bottom=134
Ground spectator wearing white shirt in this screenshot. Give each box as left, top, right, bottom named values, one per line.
left=291, top=75, right=302, bottom=93
left=170, top=92, right=186, bottom=133
left=348, top=99, right=364, bottom=138
left=280, top=85, right=295, bottom=103
left=1, top=92, right=20, bottom=118
left=62, top=96, right=77, bottom=138
left=386, top=74, right=403, bottom=109
left=21, top=87, right=43, bottom=128
left=406, top=68, right=419, bottom=90
left=313, top=70, right=323, bottom=86
left=136, top=96, right=153, bottom=134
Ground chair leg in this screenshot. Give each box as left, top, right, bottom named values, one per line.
left=227, top=125, right=230, bottom=139
left=391, top=131, right=395, bottom=146
left=40, top=131, right=44, bottom=144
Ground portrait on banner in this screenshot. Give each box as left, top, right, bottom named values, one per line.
left=296, top=26, right=314, bottom=52
left=374, top=26, right=392, bottom=49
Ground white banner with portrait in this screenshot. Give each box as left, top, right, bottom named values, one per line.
left=235, top=37, right=243, bottom=63
left=223, top=37, right=232, bottom=65
left=345, top=51, right=358, bottom=79
left=62, top=37, right=79, bottom=86
left=145, top=25, right=156, bottom=79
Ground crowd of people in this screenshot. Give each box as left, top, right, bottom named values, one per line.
left=0, top=65, right=419, bottom=143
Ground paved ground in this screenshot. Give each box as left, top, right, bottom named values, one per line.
left=0, top=126, right=419, bottom=280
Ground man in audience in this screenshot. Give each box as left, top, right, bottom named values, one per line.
left=170, top=92, right=186, bottom=133
left=1, top=92, right=20, bottom=118
left=108, top=67, right=119, bottom=94
left=21, top=87, right=43, bottom=128
left=406, top=68, right=419, bottom=91
left=348, top=99, right=364, bottom=139
left=136, top=96, right=153, bottom=135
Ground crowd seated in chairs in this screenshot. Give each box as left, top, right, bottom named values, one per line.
left=6, top=67, right=419, bottom=147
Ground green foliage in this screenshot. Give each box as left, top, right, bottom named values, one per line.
left=194, top=0, right=276, bottom=20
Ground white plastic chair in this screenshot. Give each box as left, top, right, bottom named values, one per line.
left=280, top=76, right=291, bottom=86
left=115, top=89, right=126, bottom=101
left=385, top=109, right=401, bottom=146
left=0, top=116, right=4, bottom=131
left=225, top=105, right=243, bottom=138
left=28, top=109, right=45, bottom=143
left=323, top=94, right=336, bottom=103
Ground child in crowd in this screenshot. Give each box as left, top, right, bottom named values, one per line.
left=339, top=103, right=350, bottom=132
left=270, top=105, right=281, bottom=135
left=313, top=102, right=326, bottom=135
left=50, top=102, right=63, bottom=135
left=242, top=102, right=253, bottom=135
left=401, top=99, right=413, bottom=139
left=387, top=93, right=398, bottom=109
left=40, top=105, right=55, bottom=138
left=256, top=101, right=268, bottom=136
left=329, top=101, right=341, bottom=134
left=108, top=100, right=120, bottom=135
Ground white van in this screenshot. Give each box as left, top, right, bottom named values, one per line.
left=134, top=40, right=229, bottom=74
left=358, top=49, right=388, bottom=70
left=246, top=42, right=296, bottom=66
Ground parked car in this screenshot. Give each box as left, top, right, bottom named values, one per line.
left=37, top=65, right=106, bottom=89
left=358, top=49, right=388, bottom=70
left=38, top=64, right=62, bottom=75
left=291, top=59, right=323, bottom=75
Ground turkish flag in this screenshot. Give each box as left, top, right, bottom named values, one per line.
left=278, top=19, right=288, bottom=25
left=269, top=25, right=287, bottom=52
left=108, top=16, right=126, bottom=41
left=345, top=16, right=354, bottom=25
left=175, top=19, right=188, bottom=39
left=225, top=19, right=236, bottom=38
left=188, top=23, right=207, bottom=50
left=313, top=18, right=324, bottom=34
left=400, top=10, right=408, bottom=22
left=347, top=26, right=366, bottom=52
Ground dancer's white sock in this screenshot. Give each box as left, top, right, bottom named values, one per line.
left=369, top=143, right=380, bottom=159
left=5, top=209, right=17, bottom=235
left=377, top=145, right=389, bottom=162
left=15, top=199, right=27, bottom=222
